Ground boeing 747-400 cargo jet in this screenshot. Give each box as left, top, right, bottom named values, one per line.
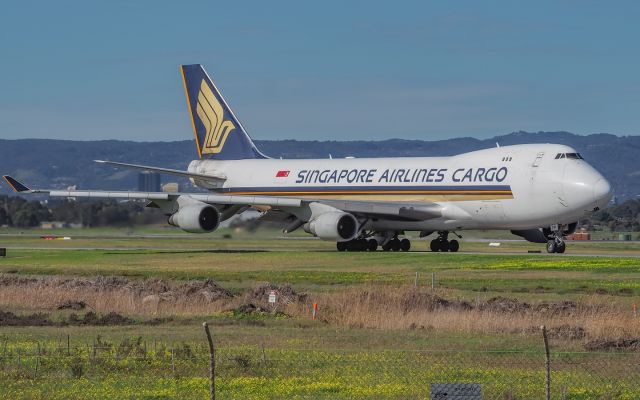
left=3, top=64, right=613, bottom=253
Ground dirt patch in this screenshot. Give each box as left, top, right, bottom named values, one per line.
left=67, top=311, right=134, bottom=326
left=584, top=338, right=640, bottom=351
left=173, top=279, right=233, bottom=302
left=0, top=274, right=233, bottom=303
left=251, top=283, right=307, bottom=304
left=57, top=300, right=87, bottom=310
left=0, top=309, right=138, bottom=327
left=0, top=310, right=52, bottom=326
left=481, top=297, right=531, bottom=313
left=534, top=301, right=578, bottom=316
left=234, top=303, right=269, bottom=314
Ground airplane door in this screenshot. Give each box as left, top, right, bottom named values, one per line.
left=530, top=157, right=568, bottom=211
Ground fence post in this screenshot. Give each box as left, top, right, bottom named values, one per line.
left=541, top=325, right=551, bottom=400
left=431, top=272, right=435, bottom=290
left=171, top=347, right=175, bottom=376
left=414, top=272, right=419, bottom=287
left=203, top=322, right=216, bottom=400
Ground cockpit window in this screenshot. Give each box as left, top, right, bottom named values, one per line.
left=555, top=153, right=583, bottom=160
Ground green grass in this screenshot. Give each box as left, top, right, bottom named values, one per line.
left=1, top=242, right=639, bottom=295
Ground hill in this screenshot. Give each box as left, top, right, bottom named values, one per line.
left=0, top=131, right=638, bottom=199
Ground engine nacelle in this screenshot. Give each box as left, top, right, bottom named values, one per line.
left=305, top=211, right=358, bottom=241
left=168, top=199, right=220, bottom=233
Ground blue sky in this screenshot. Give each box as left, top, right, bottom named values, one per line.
left=1, top=1, right=639, bottom=142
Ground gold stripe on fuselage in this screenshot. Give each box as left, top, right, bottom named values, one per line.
left=224, top=191, right=513, bottom=202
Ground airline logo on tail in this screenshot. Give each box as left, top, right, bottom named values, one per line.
left=196, top=80, right=235, bottom=154
left=181, top=64, right=268, bottom=160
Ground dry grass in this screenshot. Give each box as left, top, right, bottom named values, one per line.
left=306, top=286, right=640, bottom=341
left=0, top=275, right=637, bottom=342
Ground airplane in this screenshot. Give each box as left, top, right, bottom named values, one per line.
left=3, top=64, right=613, bottom=254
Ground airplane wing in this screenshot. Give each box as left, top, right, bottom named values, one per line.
left=94, top=160, right=226, bottom=183
left=2, top=175, right=442, bottom=222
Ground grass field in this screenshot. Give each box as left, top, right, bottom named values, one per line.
left=1, top=227, right=640, bottom=398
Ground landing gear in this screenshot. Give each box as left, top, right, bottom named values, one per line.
left=400, top=238, right=411, bottom=252
left=546, top=238, right=566, bottom=254
left=382, top=237, right=402, bottom=251
left=339, top=232, right=412, bottom=252
left=429, top=231, right=460, bottom=252
left=545, top=226, right=566, bottom=254
left=337, top=237, right=378, bottom=252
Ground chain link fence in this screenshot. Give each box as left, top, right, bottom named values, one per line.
left=0, top=338, right=639, bottom=399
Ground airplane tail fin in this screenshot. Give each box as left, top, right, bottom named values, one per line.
left=180, top=64, right=268, bottom=160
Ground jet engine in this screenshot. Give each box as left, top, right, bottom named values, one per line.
left=168, top=199, right=220, bottom=233
left=304, top=211, right=358, bottom=241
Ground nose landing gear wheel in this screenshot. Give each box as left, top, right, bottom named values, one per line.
left=556, top=241, right=566, bottom=254
left=337, top=242, right=347, bottom=251
left=547, top=239, right=566, bottom=254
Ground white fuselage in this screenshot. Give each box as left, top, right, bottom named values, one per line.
left=187, top=144, right=612, bottom=233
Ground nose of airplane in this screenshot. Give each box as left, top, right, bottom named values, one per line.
left=562, top=162, right=612, bottom=211
left=593, top=178, right=612, bottom=207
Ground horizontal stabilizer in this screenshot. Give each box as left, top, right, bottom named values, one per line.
left=2, top=175, right=31, bottom=192
left=94, top=160, right=226, bottom=182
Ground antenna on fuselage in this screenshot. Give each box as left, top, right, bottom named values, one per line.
left=496, top=142, right=500, bottom=148
left=329, top=154, right=332, bottom=159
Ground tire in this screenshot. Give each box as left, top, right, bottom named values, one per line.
left=438, top=240, right=450, bottom=252
left=556, top=241, right=566, bottom=254
left=337, top=242, right=346, bottom=252
left=382, top=242, right=392, bottom=251
left=391, top=239, right=401, bottom=251
left=546, top=240, right=557, bottom=253
left=400, top=238, right=411, bottom=252
left=430, top=239, right=439, bottom=252
left=367, top=239, right=378, bottom=252
left=449, top=239, right=459, bottom=252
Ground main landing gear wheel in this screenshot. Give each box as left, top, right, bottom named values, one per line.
left=338, top=233, right=411, bottom=252
left=449, top=239, right=459, bottom=252
left=337, top=237, right=380, bottom=252
left=400, top=238, right=411, bottom=252
left=430, top=231, right=461, bottom=252
left=367, top=239, right=378, bottom=252
left=381, top=236, right=412, bottom=252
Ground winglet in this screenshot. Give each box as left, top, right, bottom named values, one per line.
left=2, top=175, right=31, bottom=192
